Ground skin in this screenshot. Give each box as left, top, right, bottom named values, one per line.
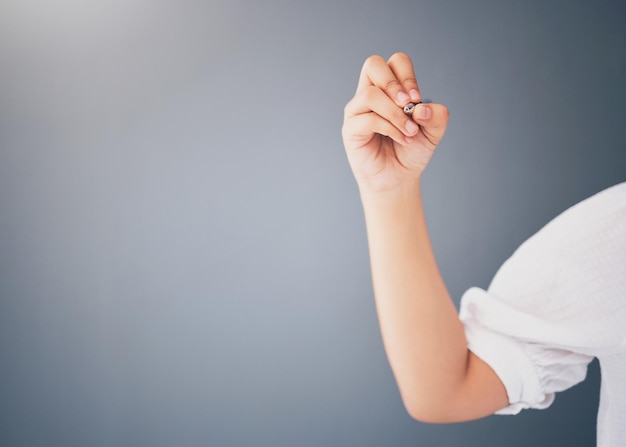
left=341, top=53, right=509, bottom=423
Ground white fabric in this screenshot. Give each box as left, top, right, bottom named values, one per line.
left=459, top=182, right=626, bottom=447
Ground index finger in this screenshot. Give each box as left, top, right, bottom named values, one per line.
left=356, top=55, right=411, bottom=107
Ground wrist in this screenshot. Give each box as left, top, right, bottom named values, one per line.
left=359, top=178, right=423, bottom=207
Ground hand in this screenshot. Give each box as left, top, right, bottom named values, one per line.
left=341, top=53, right=450, bottom=195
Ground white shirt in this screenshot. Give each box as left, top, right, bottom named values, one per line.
left=459, top=182, right=626, bottom=447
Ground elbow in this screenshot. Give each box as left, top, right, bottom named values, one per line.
left=403, top=397, right=452, bottom=424
left=400, top=389, right=466, bottom=424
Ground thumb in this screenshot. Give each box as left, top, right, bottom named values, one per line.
left=411, top=103, right=450, bottom=148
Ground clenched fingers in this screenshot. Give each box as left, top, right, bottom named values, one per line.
left=345, top=86, right=420, bottom=139
left=357, top=55, right=414, bottom=107
left=387, top=52, right=421, bottom=103
left=342, top=112, right=409, bottom=147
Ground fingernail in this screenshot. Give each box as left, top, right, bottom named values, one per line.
left=397, top=91, right=410, bottom=104
left=416, top=105, right=431, bottom=120
left=410, top=89, right=420, bottom=101
left=405, top=120, right=419, bottom=134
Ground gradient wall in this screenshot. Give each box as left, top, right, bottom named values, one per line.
left=1, top=1, right=625, bottom=446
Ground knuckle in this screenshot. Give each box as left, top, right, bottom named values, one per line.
left=364, top=54, right=385, bottom=69
left=384, top=78, right=402, bottom=91
left=402, top=76, right=418, bottom=85
left=344, top=95, right=357, bottom=110
left=389, top=51, right=409, bottom=63
left=343, top=102, right=351, bottom=117
left=343, top=97, right=355, bottom=117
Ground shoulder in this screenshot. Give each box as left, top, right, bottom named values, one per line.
left=517, top=182, right=626, bottom=258
left=491, top=182, right=626, bottom=285
left=484, top=182, right=626, bottom=352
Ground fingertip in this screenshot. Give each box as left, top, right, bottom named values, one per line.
left=415, top=104, right=431, bottom=120
left=405, top=119, right=419, bottom=135
left=397, top=91, right=410, bottom=105
left=429, top=103, right=451, bottom=124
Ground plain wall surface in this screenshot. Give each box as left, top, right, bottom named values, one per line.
left=1, top=1, right=625, bottom=446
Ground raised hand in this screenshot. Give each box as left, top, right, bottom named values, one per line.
left=342, top=53, right=449, bottom=194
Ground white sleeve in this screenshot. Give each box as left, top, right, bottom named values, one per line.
left=460, top=287, right=593, bottom=415
left=458, top=183, right=626, bottom=414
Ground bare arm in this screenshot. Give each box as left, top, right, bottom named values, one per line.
left=361, top=186, right=507, bottom=422
left=342, top=53, right=508, bottom=422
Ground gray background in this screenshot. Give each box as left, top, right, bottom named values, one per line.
left=1, top=0, right=625, bottom=446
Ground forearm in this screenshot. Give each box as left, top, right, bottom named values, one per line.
left=361, top=180, right=469, bottom=420
left=345, top=53, right=508, bottom=421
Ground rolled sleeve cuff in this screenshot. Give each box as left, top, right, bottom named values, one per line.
left=464, top=320, right=555, bottom=414
left=460, top=287, right=555, bottom=414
